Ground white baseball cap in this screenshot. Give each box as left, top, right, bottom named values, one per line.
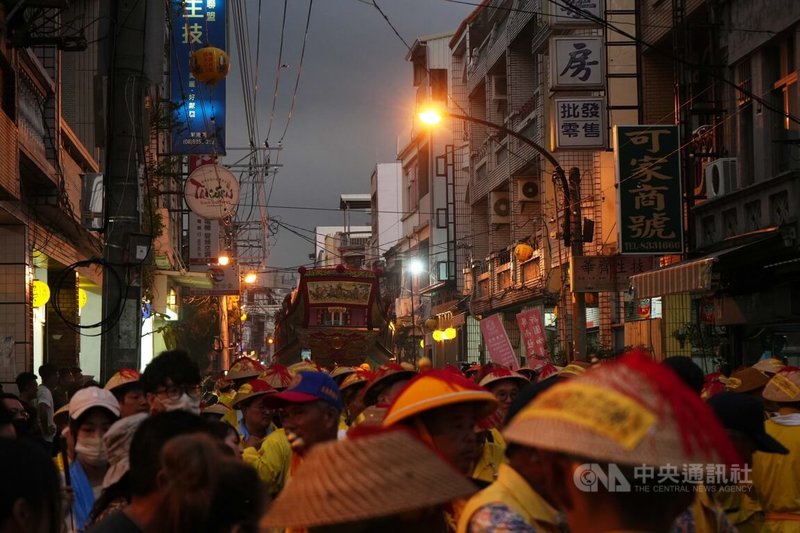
left=69, top=386, right=120, bottom=420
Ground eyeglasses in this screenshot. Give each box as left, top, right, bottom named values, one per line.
left=494, top=390, right=519, bottom=402
left=155, top=384, right=203, bottom=401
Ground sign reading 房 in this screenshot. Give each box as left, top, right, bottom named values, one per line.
left=184, top=164, right=240, bottom=219
left=480, top=314, right=519, bottom=370
left=614, top=126, right=684, bottom=255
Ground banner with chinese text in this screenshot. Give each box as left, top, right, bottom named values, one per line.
left=516, top=308, right=550, bottom=364
left=554, top=97, right=606, bottom=150
left=480, top=314, right=519, bottom=370
left=615, top=126, right=683, bottom=254
left=170, top=0, right=227, bottom=154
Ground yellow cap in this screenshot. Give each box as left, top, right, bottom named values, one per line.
left=383, top=369, right=498, bottom=428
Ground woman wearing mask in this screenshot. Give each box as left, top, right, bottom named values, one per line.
left=66, top=387, right=120, bottom=532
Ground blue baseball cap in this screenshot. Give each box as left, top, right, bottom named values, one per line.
left=264, top=371, right=343, bottom=411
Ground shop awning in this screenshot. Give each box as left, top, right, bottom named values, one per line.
left=630, top=257, right=717, bottom=299
left=155, top=270, right=213, bottom=289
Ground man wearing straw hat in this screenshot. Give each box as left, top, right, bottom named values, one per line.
left=383, top=369, right=498, bottom=531
left=503, top=348, right=741, bottom=533
left=751, top=367, right=800, bottom=530
left=221, top=378, right=277, bottom=449
left=243, top=371, right=343, bottom=496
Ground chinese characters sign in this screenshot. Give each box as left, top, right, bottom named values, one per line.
left=516, top=308, right=550, bottom=364
left=170, top=0, right=227, bottom=154
left=570, top=255, right=656, bottom=292
left=187, top=156, right=221, bottom=266
left=549, top=0, right=605, bottom=27
left=550, top=37, right=604, bottom=90
left=553, top=97, right=606, bottom=150
left=480, top=314, right=519, bottom=370
left=615, top=126, right=684, bottom=254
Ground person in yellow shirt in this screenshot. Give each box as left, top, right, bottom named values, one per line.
left=459, top=377, right=564, bottom=533
left=504, top=348, right=741, bottom=533
left=707, top=391, right=789, bottom=533
left=752, top=367, right=800, bottom=532
left=242, top=371, right=342, bottom=496
left=221, top=379, right=277, bottom=449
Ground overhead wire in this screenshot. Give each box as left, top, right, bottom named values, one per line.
left=265, top=0, right=289, bottom=142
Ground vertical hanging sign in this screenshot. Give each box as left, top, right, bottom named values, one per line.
left=170, top=0, right=227, bottom=155
left=480, top=314, right=520, bottom=370
left=615, top=126, right=684, bottom=255
left=516, top=308, right=550, bottom=364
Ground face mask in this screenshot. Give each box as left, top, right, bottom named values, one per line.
left=160, top=393, right=201, bottom=415
left=75, top=436, right=108, bottom=467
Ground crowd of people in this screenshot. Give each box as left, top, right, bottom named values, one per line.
left=1, top=348, right=798, bottom=533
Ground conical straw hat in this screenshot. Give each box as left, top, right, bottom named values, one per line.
left=260, top=429, right=477, bottom=529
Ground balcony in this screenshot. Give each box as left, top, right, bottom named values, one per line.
left=470, top=246, right=545, bottom=315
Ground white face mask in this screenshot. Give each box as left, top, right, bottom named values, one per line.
left=75, top=436, right=108, bottom=467
left=160, top=392, right=201, bottom=415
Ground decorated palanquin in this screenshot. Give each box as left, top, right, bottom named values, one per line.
left=272, top=267, right=393, bottom=368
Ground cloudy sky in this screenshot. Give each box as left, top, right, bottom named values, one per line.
left=224, top=0, right=473, bottom=269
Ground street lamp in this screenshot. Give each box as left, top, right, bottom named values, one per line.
left=217, top=252, right=231, bottom=266
left=407, top=258, right=424, bottom=362
left=418, top=105, right=587, bottom=360
left=243, top=271, right=258, bottom=284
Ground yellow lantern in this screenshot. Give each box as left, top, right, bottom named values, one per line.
left=419, top=339, right=424, bottom=348
left=514, top=242, right=534, bottom=262
left=432, top=330, right=445, bottom=342
left=32, top=280, right=50, bottom=308
left=78, top=288, right=88, bottom=309
left=444, top=327, right=457, bottom=340
left=190, top=46, right=231, bottom=85
left=424, top=318, right=439, bottom=331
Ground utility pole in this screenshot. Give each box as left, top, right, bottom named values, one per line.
left=568, top=168, right=586, bottom=359
left=100, top=0, right=150, bottom=380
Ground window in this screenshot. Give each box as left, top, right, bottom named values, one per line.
left=0, top=62, right=14, bottom=119
left=430, top=69, right=448, bottom=102
left=404, top=161, right=418, bottom=213
left=769, top=33, right=799, bottom=173
left=418, top=144, right=429, bottom=200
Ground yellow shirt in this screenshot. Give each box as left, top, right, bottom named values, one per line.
left=221, top=409, right=277, bottom=449
left=752, top=415, right=800, bottom=532
left=217, top=389, right=237, bottom=408
left=242, top=428, right=293, bottom=496
left=715, top=489, right=764, bottom=533
left=458, top=463, right=560, bottom=533
left=471, top=441, right=506, bottom=485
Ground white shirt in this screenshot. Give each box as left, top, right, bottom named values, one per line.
left=37, top=385, right=56, bottom=442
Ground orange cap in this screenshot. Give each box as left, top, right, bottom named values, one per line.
left=383, top=369, right=498, bottom=428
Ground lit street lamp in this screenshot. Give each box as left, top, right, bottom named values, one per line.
left=243, top=271, right=258, bottom=284
left=419, top=106, right=587, bottom=360
left=407, top=258, right=425, bottom=362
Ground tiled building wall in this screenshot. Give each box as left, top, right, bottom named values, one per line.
left=0, top=225, right=29, bottom=384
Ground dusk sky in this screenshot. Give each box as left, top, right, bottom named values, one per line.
left=224, top=1, right=473, bottom=270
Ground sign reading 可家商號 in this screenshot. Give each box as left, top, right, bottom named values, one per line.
left=615, top=126, right=684, bottom=255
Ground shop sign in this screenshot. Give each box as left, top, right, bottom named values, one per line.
left=170, top=0, right=227, bottom=154
left=570, top=255, right=656, bottom=292
left=553, top=97, right=606, bottom=150
left=550, top=37, right=605, bottom=90
left=184, top=163, right=240, bottom=219
left=549, top=0, right=605, bottom=27
left=615, top=126, right=684, bottom=255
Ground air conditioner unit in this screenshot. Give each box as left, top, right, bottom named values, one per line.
left=491, top=75, right=507, bottom=100
left=516, top=176, right=540, bottom=202
left=489, top=191, right=511, bottom=225
left=704, top=158, right=738, bottom=200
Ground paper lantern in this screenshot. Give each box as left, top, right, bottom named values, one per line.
left=514, top=242, right=534, bottom=262
left=78, top=288, right=88, bottom=309
left=32, top=280, right=50, bottom=308
left=190, top=46, right=231, bottom=85
left=432, top=330, right=445, bottom=342
left=444, top=327, right=457, bottom=340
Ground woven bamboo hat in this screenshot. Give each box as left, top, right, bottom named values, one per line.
left=753, top=358, right=786, bottom=375
left=104, top=368, right=141, bottom=392
left=726, top=367, right=770, bottom=393
left=383, top=369, right=498, bottom=428
left=763, top=367, right=800, bottom=403
left=329, top=366, right=357, bottom=384
left=478, top=369, right=529, bottom=389
left=226, top=357, right=264, bottom=381
left=361, top=363, right=417, bottom=406
left=260, top=429, right=477, bottom=529
left=535, top=363, right=562, bottom=383
left=340, top=368, right=374, bottom=392
left=259, top=364, right=294, bottom=390
left=230, top=379, right=276, bottom=409
left=289, top=360, right=324, bottom=375
left=504, top=348, right=741, bottom=468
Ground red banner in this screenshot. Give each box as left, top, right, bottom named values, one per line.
left=517, top=308, right=550, bottom=365
left=480, top=314, right=519, bottom=370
